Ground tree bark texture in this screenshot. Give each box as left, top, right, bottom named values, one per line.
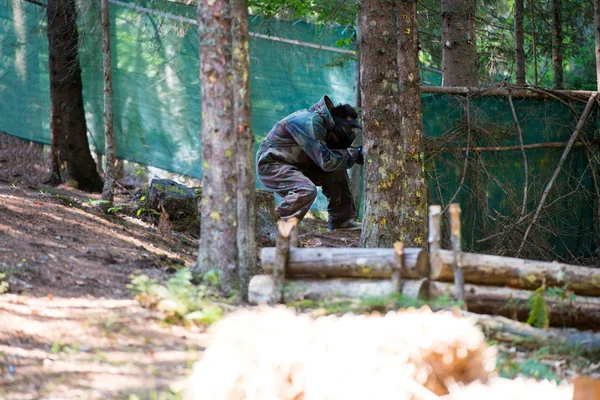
left=551, top=0, right=563, bottom=89
left=441, top=0, right=477, bottom=87
left=248, top=275, right=429, bottom=304
left=514, top=0, right=526, bottom=85
left=260, top=247, right=430, bottom=279
left=359, top=0, right=404, bottom=248
left=46, top=0, right=103, bottom=192
left=430, top=249, right=600, bottom=297
left=232, top=0, right=256, bottom=300
left=397, top=0, right=427, bottom=247
left=195, top=0, right=238, bottom=295
left=101, top=0, right=116, bottom=207
left=429, top=281, right=600, bottom=330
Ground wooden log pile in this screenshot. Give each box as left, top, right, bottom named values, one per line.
left=249, top=215, right=430, bottom=304
left=428, top=281, right=600, bottom=330
left=184, top=306, right=599, bottom=400
left=424, top=205, right=600, bottom=328
left=189, top=305, right=496, bottom=400
left=249, top=204, right=600, bottom=330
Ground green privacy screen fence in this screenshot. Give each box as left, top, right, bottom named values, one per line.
left=1, top=0, right=597, bottom=260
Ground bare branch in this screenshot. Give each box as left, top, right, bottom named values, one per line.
left=518, top=93, right=598, bottom=256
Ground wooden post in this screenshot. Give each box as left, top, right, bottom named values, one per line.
left=290, top=222, right=299, bottom=248
left=428, top=205, right=441, bottom=252
left=393, top=242, right=404, bottom=293
left=449, top=204, right=466, bottom=309
left=271, top=218, right=298, bottom=304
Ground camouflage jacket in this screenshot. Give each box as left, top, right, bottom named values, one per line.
left=256, top=96, right=356, bottom=172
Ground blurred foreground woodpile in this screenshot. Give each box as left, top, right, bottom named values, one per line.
left=185, top=305, right=577, bottom=400
left=441, top=377, right=573, bottom=399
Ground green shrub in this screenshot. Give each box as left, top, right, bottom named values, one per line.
left=127, top=268, right=222, bottom=326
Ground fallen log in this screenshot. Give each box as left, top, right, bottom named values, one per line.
left=261, top=247, right=430, bottom=279
left=430, top=249, right=600, bottom=296
left=459, top=311, right=600, bottom=354
left=248, top=275, right=429, bottom=304
left=428, top=281, right=600, bottom=330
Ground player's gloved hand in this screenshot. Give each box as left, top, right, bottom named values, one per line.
left=349, top=146, right=364, bottom=165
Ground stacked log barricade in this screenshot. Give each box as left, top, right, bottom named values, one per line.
left=248, top=218, right=431, bottom=305
left=248, top=205, right=600, bottom=330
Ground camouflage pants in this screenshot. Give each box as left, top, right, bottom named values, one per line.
left=257, top=162, right=355, bottom=224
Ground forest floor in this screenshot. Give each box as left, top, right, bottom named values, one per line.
left=0, top=136, right=599, bottom=399
left=0, top=179, right=361, bottom=399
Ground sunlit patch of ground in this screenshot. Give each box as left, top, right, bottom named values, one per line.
left=0, top=294, right=209, bottom=399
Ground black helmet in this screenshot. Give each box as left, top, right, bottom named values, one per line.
left=327, top=116, right=363, bottom=149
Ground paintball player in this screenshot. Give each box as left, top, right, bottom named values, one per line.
left=256, top=95, right=364, bottom=231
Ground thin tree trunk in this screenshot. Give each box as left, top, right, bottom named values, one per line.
left=349, top=15, right=363, bottom=218
left=551, top=0, right=563, bottom=89
left=595, top=0, right=600, bottom=91
left=232, top=0, right=256, bottom=301
left=114, top=159, right=124, bottom=181
left=101, top=0, right=116, bottom=209
left=194, top=0, right=238, bottom=295
left=359, top=0, right=404, bottom=248
left=514, top=0, right=526, bottom=85
left=530, top=0, right=538, bottom=85
left=441, top=0, right=477, bottom=87
left=47, top=0, right=103, bottom=192
left=397, top=0, right=427, bottom=247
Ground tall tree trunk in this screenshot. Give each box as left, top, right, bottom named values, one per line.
left=397, top=0, right=427, bottom=247
left=441, top=0, right=477, bottom=87
left=359, top=0, right=404, bottom=248
left=530, top=0, right=538, bottom=85
left=194, top=0, right=238, bottom=295
left=101, top=0, right=116, bottom=208
left=232, top=0, right=256, bottom=300
left=514, top=0, right=526, bottom=85
left=47, top=0, right=103, bottom=192
left=551, top=0, right=563, bottom=89
left=595, top=0, right=600, bottom=91
left=349, top=17, right=363, bottom=219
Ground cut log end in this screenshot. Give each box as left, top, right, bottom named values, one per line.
left=277, top=217, right=299, bottom=238
left=394, top=241, right=404, bottom=255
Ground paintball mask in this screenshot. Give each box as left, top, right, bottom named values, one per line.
left=327, top=117, right=363, bottom=149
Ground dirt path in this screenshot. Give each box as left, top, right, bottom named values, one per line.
left=0, top=183, right=211, bottom=399
left=0, top=181, right=360, bottom=399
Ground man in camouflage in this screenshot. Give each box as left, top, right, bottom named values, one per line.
left=256, top=95, right=364, bottom=231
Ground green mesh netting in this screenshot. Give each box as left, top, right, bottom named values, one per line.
left=1, top=0, right=597, bottom=259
